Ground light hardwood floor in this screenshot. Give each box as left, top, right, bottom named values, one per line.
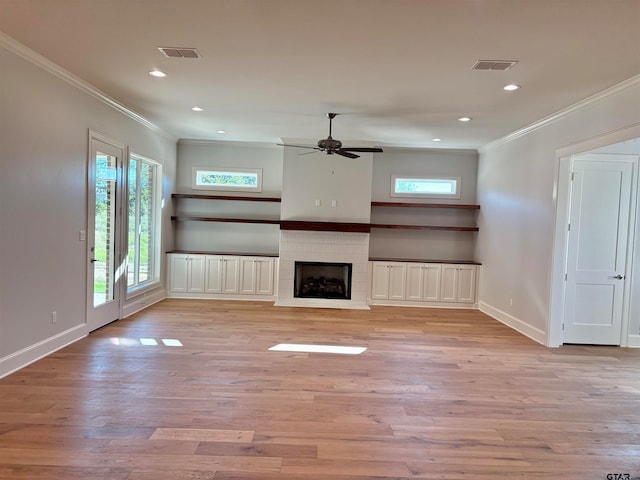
left=1, top=299, right=639, bottom=479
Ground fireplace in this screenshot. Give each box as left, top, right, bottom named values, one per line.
left=294, top=261, right=352, bottom=300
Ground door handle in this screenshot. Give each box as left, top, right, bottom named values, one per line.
left=609, top=274, right=625, bottom=280
left=90, top=258, right=98, bottom=263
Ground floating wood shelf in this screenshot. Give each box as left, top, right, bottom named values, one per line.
left=171, top=195, right=479, bottom=232
left=167, top=249, right=278, bottom=257
left=370, top=223, right=479, bottom=232
left=172, top=193, right=281, bottom=202
left=371, top=201, right=480, bottom=209
left=280, top=221, right=371, bottom=233
left=171, top=216, right=280, bottom=225
left=369, top=256, right=481, bottom=265
left=171, top=217, right=477, bottom=232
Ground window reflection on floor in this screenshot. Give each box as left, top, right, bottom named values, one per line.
left=110, top=337, right=183, bottom=347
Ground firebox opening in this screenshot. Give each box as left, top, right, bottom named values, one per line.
left=294, top=261, right=353, bottom=300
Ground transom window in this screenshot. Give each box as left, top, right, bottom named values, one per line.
left=192, top=166, right=262, bottom=192
left=391, top=175, right=461, bottom=199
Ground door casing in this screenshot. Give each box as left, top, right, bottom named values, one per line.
left=550, top=126, right=640, bottom=347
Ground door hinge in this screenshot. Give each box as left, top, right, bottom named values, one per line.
left=571, top=172, right=575, bottom=181
left=568, top=223, right=571, bottom=231
left=565, top=273, right=567, bottom=281
left=562, top=323, right=565, bottom=331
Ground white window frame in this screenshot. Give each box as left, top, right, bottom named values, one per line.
left=126, top=152, right=162, bottom=297
left=192, top=166, right=263, bottom=192
left=390, top=175, right=461, bottom=199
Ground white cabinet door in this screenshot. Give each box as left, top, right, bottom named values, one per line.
left=205, top=256, right=223, bottom=293
left=169, top=254, right=189, bottom=293
left=388, top=263, right=407, bottom=300
left=255, top=258, right=275, bottom=295
left=405, top=263, right=425, bottom=301
left=456, top=265, right=477, bottom=303
left=371, top=262, right=391, bottom=300
left=221, top=256, right=240, bottom=294
left=239, top=257, right=257, bottom=294
left=422, top=264, right=442, bottom=302
left=188, top=256, right=206, bottom=293
left=440, top=265, right=458, bottom=302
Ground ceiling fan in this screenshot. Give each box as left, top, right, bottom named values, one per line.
left=279, top=113, right=383, bottom=159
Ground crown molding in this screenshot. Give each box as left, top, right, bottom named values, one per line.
left=479, top=74, right=640, bottom=154
left=0, top=31, right=173, bottom=138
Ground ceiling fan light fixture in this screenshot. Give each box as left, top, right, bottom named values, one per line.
left=148, top=69, right=167, bottom=78
left=503, top=84, right=520, bottom=91
left=432, top=138, right=442, bottom=142
left=458, top=117, right=472, bottom=122
left=279, top=113, right=383, bottom=159
left=191, top=106, right=204, bottom=112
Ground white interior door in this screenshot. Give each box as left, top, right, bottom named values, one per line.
left=87, top=135, right=124, bottom=331
left=563, top=155, right=635, bottom=345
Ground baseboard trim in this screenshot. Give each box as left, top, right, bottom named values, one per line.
left=166, top=292, right=277, bottom=302
left=0, top=324, right=87, bottom=379
left=123, top=288, right=166, bottom=318
left=626, top=334, right=640, bottom=348
left=369, top=299, right=478, bottom=309
left=479, top=302, right=546, bottom=345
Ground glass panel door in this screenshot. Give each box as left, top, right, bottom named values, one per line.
left=93, top=151, right=118, bottom=307
left=87, top=134, right=123, bottom=331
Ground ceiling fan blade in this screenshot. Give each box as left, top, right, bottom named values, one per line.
left=340, top=147, right=384, bottom=153
left=277, top=143, right=318, bottom=150
left=336, top=150, right=360, bottom=159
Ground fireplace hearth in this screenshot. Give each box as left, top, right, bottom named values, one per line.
left=294, top=261, right=352, bottom=300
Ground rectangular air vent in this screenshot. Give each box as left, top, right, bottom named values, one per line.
left=157, top=47, right=202, bottom=59
left=472, top=60, right=518, bottom=71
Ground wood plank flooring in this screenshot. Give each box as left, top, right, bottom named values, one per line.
left=1, top=299, right=639, bottom=479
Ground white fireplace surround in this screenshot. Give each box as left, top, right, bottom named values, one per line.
left=276, top=230, right=370, bottom=309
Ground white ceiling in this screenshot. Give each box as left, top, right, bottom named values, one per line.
left=1, top=0, right=639, bottom=150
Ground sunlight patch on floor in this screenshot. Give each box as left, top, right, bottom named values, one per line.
left=268, top=343, right=367, bottom=355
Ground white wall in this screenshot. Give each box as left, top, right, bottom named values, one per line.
left=281, top=148, right=373, bottom=222
left=0, top=42, right=177, bottom=376
left=476, top=79, right=640, bottom=345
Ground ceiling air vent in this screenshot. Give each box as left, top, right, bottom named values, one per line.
left=472, top=60, right=518, bottom=71
left=157, top=47, right=202, bottom=59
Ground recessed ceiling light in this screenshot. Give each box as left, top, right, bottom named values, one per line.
left=191, top=106, right=204, bottom=112
left=458, top=117, right=472, bottom=122
left=432, top=138, right=442, bottom=142
left=216, top=130, right=226, bottom=134
left=148, top=69, right=167, bottom=78
left=503, top=84, right=520, bottom=91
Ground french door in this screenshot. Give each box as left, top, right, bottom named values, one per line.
left=87, top=134, right=125, bottom=331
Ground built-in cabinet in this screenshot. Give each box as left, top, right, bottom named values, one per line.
left=169, top=254, right=206, bottom=293
left=168, top=253, right=276, bottom=300
left=369, top=261, right=478, bottom=307
left=239, top=256, right=275, bottom=295
left=371, top=262, right=408, bottom=300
